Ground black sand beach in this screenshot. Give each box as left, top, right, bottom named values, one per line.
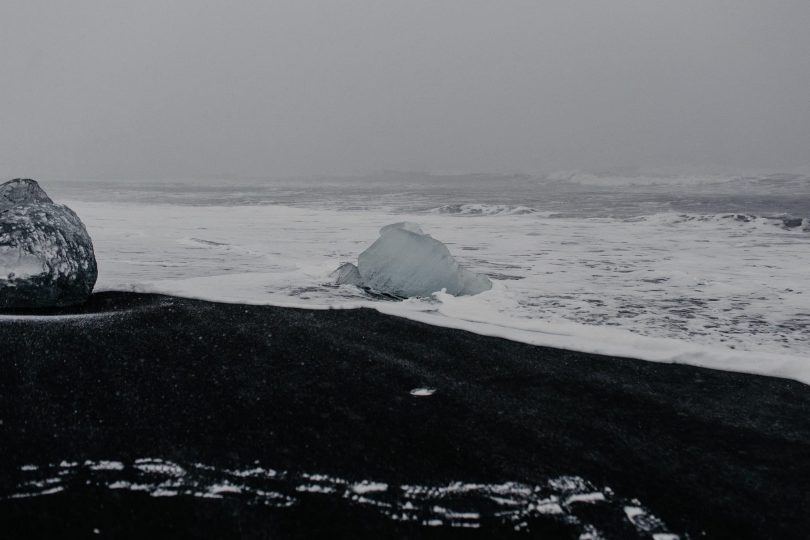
left=1, top=292, right=809, bottom=539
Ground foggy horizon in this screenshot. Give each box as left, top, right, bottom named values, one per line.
left=3, top=1, right=809, bottom=180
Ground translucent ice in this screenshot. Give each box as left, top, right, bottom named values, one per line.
left=337, top=222, right=491, bottom=298
left=330, top=262, right=362, bottom=286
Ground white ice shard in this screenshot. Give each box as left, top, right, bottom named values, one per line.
left=330, top=262, right=362, bottom=286
left=336, top=222, right=491, bottom=297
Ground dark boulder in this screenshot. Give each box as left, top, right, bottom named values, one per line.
left=0, top=178, right=54, bottom=210
left=0, top=179, right=98, bottom=308
left=781, top=216, right=804, bottom=228
left=731, top=214, right=753, bottom=223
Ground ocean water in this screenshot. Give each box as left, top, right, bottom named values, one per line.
left=47, top=172, right=810, bottom=383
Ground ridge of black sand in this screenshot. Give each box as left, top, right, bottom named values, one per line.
left=1, top=292, right=809, bottom=539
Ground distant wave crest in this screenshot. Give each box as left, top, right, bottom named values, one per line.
left=544, top=170, right=810, bottom=191
left=640, top=213, right=809, bottom=231
left=429, top=204, right=538, bottom=216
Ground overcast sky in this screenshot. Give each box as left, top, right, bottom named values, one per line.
left=1, top=1, right=809, bottom=180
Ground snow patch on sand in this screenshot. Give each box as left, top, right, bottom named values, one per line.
left=5, top=458, right=682, bottom=538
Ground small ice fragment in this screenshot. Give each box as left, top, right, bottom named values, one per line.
left=150, top=489, right=178, bottom=497
left=88, top=460, right=125, bottom=471
left=447, top=511, right=480, bottom=520
left=351, top=481, right=388, bottom=494
left=578, top=524, right=606, bottom=540
left=410, top=387, right=436, bottom=397
left=226, top=467, right=277, bottom=478
left=532, top=501, right=564, bottom=514
left=133, top=459, right=185, bottom=477
left=565, top=492, right=606, bottom=504
left=37, top=486, right=64, bottom=496
left=296, top=484, right=336, bottom=494
left=208, top=484, right=242, bottom=495
left=624, top=506, right=645, bottom=520
left=331, top=262, right=362, bottom=286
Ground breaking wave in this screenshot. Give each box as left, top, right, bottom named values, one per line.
left=66, top=197, right=810, bottom=385
left=429, top=204, right=540, bottom=216
left=638, top=212, right=809, bottom=231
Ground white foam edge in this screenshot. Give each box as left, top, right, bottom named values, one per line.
left=97, top=275, right=810, bottom=386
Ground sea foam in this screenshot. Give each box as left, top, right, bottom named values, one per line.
left=56, top=197, right=810, bottom=385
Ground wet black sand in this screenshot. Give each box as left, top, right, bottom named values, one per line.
left=1, top=292, right=808, bottom=538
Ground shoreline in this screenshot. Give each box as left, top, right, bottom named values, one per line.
left=93, top=276, right=810, bottom=387
left=1, top=292, right=809, bottom=538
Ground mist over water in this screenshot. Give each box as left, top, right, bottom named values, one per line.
left=48, top=171, right=810, bottom=216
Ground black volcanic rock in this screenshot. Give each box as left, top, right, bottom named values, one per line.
left=782, top=215, right=804, bottom=228
left=0, top=179, right=97, bottom=308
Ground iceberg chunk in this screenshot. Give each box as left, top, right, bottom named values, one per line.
left=379, top=221, right=425, bottom=236
left=335, top=222, right=491, bottom=297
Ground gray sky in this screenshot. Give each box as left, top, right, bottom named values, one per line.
left=2, top=1, right=809, bottom=180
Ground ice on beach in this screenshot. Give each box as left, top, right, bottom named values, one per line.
left=55, top=177, right=810, bottom=385
left=330, top=262, right=362, bottom=287
left=337, top=222, right=492, bottom=298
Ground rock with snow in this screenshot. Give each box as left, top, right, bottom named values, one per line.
left=335, top=222, right=491, bottom=297
left=0, top=179, right=98, bottom=308
left=0, top=177, right=54, bottom=210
